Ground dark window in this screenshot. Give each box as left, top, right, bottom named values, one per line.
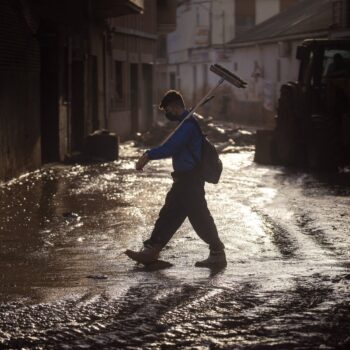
left=193, top=65, right=197, bottom=102
left=235, top=0, right=255, bottom=36
left=157, top=36, right=167, bottom=59
left=169, top=72, right=176, bottom=89
left=332, top=0, right=343, bottom=27
left=277, top=59, right=281, bottom=82
left=280, top=0, right=298, bottom=12
left=322, top=49, right=350, bottom=82
left=115, top=60, right=123, bottom=100
left=202, top=64, right=208, bottom=93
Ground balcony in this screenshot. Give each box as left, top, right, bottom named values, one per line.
left=29, top=0, right=144, bottom=23
left=93, top=0, right=144, bottom=18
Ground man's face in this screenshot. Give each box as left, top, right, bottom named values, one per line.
left=164, top=104, right=179, bottom=121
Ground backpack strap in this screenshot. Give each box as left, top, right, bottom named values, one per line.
left=184, top=117, right=203, bottom=165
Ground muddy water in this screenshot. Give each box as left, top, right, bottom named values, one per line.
left=0, top=143, right=350, bottom=349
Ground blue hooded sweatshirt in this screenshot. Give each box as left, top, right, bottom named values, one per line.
left=146, top=111, right=202, bottom=172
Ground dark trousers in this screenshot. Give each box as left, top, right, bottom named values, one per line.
left=144, top=170, right=224, bottom=252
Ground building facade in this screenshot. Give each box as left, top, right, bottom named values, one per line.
left=165, top=0, right=298, bottom=113
left=107, top=0, right=176, bottom=136
left=0, top=0, right=176, bottom=181
left=226, top=0, right=347, bottom=126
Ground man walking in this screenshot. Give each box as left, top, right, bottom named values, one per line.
left=126, top=90, right=226, bottom=268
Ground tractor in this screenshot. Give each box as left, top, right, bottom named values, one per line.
left=256, top=39, right=350, bottom=170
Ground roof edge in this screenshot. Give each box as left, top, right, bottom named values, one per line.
left=227, top=31, right=329, bottom=48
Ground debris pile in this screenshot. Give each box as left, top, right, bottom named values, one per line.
left=134, top=114, right=256, bottom=153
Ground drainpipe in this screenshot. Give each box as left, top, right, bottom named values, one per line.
left=87, top=0, right=93, bottom=132
left=67, top=35, right=73, bottom=154
left=103, top=30, right=109, bottom=129
left=222, top=9, right=226, bottom=53
left=209, top=0, right=212, bottom=46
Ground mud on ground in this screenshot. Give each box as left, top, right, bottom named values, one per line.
left=0, top=142, right=350, bottom=349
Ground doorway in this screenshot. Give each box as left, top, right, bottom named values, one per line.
left=130, top=63, right=139, bottom=133
left=142, top=64, right=153, bottom=129
left=89, top=55, right=99, bottom=132
left=40, top=30, right=60, bottom=163
left=71, top=59, right=85, bottom=151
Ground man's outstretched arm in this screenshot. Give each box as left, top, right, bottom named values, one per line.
left=135, top=121, right=193, bottom=171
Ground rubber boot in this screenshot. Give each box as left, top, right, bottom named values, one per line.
left=125, top=244, right=162, bottom=265
left=195, top=250, right=227, bottom=268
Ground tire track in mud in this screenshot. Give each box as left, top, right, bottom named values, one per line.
left=296, top=211, right=338, bottom=254
left=253, top=210, right=299, bottom=259
left=0, top=284, right=218, bottom=348
left=214, top=166, right=299, bottom=261
left=150, top=276, right=350, bottom=349
left=220, top=158, right=300, bottom=260
left=0, top=283, right=214, bottom=349
left=216, top=161, right=350, bottom=349
left=2, top=272, right=349, bottom=350
left=241, top=171, right=346, bottom=264
left=264, top=170, right=350, bottom=260
left=0, top=282, right=259, bottom=349
left=294, top=208, right=350, bottom=262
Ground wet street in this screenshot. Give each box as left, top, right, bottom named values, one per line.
left=0, top=143, right=350, bottom=350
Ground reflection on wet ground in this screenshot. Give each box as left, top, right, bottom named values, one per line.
left=0, top=142, right=349, bottom=349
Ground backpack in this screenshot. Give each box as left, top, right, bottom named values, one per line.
left=188, top=119, right=223, bottom=184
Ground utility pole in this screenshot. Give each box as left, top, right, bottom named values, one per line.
left=209, top=0, right=212, bottom=46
